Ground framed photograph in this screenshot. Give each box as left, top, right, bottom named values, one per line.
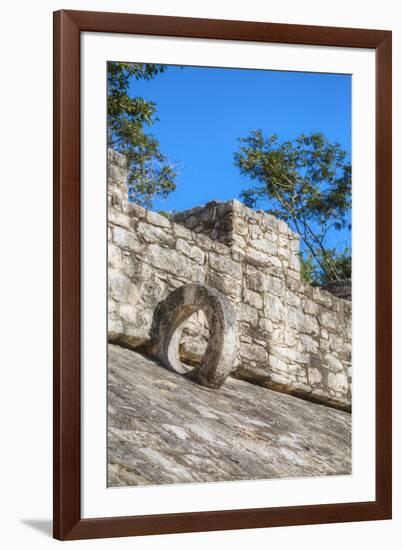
left=53, top=10, right=392, bottom=540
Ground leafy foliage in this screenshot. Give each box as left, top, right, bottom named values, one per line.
left=300, top=249, right=351, bottom=286
left=299, top=253, right=317, bottom=286
left=318, top=248, right=351, bottom=285
left=107, top=62, right=177, bottom=208
left=234, top=131, right=351, bottom=285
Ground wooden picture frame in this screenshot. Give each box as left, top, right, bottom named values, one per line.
left=53, top=9, right=392, bottom=540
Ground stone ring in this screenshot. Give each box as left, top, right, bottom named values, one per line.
left=149, top=284, right=237, bottom=388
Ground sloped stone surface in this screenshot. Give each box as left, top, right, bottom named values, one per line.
left=108, top=344, right=351, bottom=487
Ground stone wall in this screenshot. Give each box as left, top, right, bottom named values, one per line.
left=321, top=279, right=352, bottom=300
left=108, top=150, right=352, bottom=410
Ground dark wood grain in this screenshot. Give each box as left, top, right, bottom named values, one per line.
left=65, top=501, right=389, bottom=540
left=53, top=10, right=81, bottom=541
left=66, top=9, right=389, bottom=48
left=374, top=32, right=392, bottom=518
left=53, top=10, right=392, bottom=541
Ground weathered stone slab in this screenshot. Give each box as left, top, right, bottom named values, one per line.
left=108, top=345, right=352, bottom=487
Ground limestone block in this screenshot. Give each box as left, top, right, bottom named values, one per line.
left=329, top=334, right=344, bottom=353
left=286, top=292, right=301, bottom=307
left=176, top=238, right=205, bottom=264
left=277, top=219, right=290, bottom=234
left=308, top=367, right=323, bottom=386
left=172, top=222, right=193, bottom=241
left=259, top=317, right=273, bottom=333
left=320, top=339, right=330, bottom=352
left=231, top=247, right=246, bottom=262
left=268, top=255, right=283, bottom=268
left=129, top=202, right=147, bottom=220
left=245, top=270, right=265, bottom=292
left=270, top=370, right=292, bottom=385
left=179, top=335, right=208, bottom=365
left=113, top=226, right=142, bottom=252
left=271, top=328, right=297, bottom=347
left=285, top=276, right=303, bottom=294
left=230, top=234, right=247, bottom=249
left=274, top=346, right=307, bottom=365
left=239, top=343, right=269, bottom=363
left=108, top=209, right=132, bottom=229
left=303, top=315, right=320, bottom=336
left=327, top=372, right=348, bottom=393
left=137, top=222, right=174, bottom=246
left=243, top=288, right=263, bottom=310
left=108, top=269, right=140, bottom=304
left=313, top=288, right=334, bottom=309
left=121, top=312, right=153, bottom=347
left=266, top=276, right=285, bottom=297
left=138, top=270, right=167, bottom=305
left=290, top=237, right=300, bottom=253
left=245, top=248, right=271, bottom=267
left=147, top=210, right=171, bottom=228
left=250, top=224, right=263, bottom=239
left=287, top=307, right=306, bottom=331
left=289, top=254, right=301, bottom=272
left=299, top=334, right=319, bottom=353
left=291, top=381, right=311, bottom=393
left=108, top=244, right=122, bottom=269
left=269, top=354, right=288, bottom=373
left=303, top=299, right=320, bottom=316
left=286, top=269, right=300, bottom=280
left=109, top=189, right=129, bottom=212
left=229, top=199, right=246, bottom=216
left=278, top=247, right=290, bottom=259
left=214, top=242, right=231, bottom=256
left=232, top=217, right=249, bottom=236
left=146, top=244, right=205, bottom=283
left=260, top=213, right=278, bottom=231
left=250, top=238, right=278, bottom=255
left=321, top=310, right=338, bottom=331
left=237, top=302, right=259, bottom=326
left=122, top=254, right=136, bottom=279
left=205, top=272, right=241, bottom=300
left=321, top=328, right=329, bottom=339
left=264, top=294, right=286, bottom=323
left=194, top=233, right=214, bottom=250
left=323, top=354, right=344, bottom=373
left=108, top=298, right=118, bottom=319
left=108, top=318, right=124, bottom=340
left=208, top=252, right=242, bottom=279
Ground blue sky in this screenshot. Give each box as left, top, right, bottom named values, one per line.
left=127, top=64, right=351, bottom=252
left=130, top=65, right=351, bottom=211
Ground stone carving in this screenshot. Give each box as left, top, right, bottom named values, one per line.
left=147, top=284, right=237, bottom=388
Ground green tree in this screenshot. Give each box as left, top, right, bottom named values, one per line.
left=108, top=62, right=177, bottom=208
left=299, top=253, right=316, bottom=286
left=234, top=131, right=351, bottom=285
